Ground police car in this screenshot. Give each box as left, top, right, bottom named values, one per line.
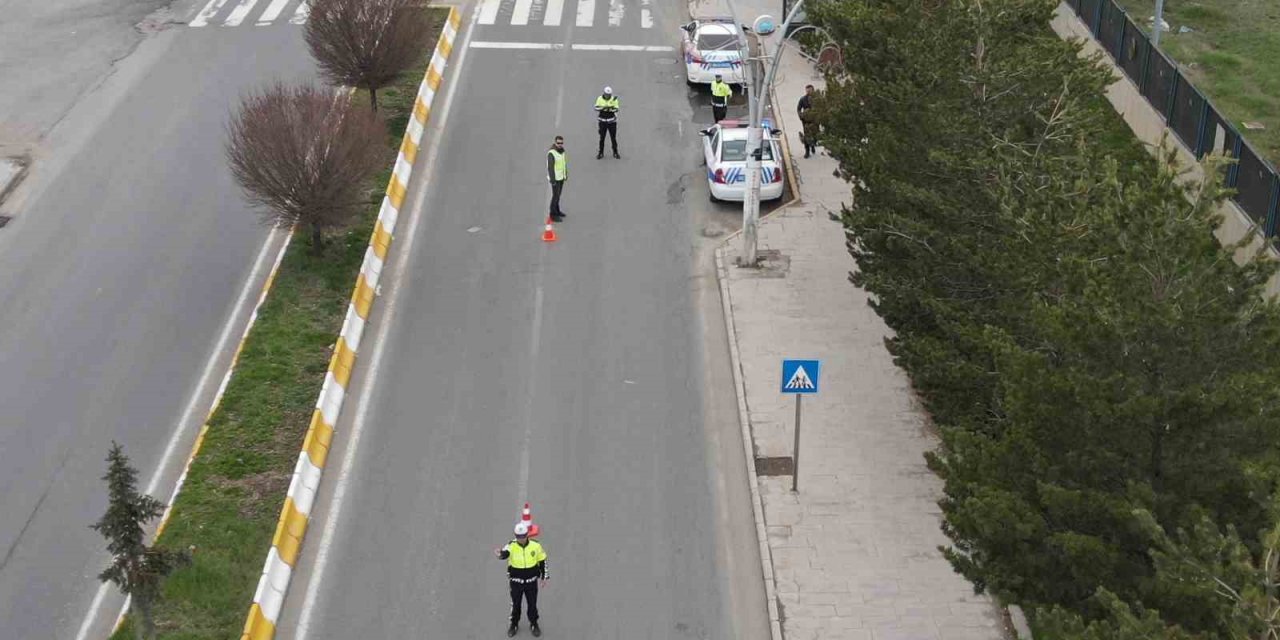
left=680, top=18, right=745, bottom=85
left=700, top=119, right=785, bottom=202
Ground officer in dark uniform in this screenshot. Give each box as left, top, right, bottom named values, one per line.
left=495, top=522, right=549, bottom=637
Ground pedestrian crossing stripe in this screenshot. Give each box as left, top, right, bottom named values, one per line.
left=479, top=0, right=655, bottom=28
left=784, top=366, right=815, bottom=391
left=190, top=0, right=309, bottom=27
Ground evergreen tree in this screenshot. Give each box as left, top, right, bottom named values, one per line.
left=91, top=442, right=189, bottom=640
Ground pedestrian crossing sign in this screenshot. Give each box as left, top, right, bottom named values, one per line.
left=781, top=359, right=820, bottom=394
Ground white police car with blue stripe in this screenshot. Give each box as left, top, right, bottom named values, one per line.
left=680, top=18, right=745, bottom=85
left=699, top=119, right=785, bottom=202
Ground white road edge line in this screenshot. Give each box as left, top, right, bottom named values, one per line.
left=292, top=5, right=479, bottom=639
left=73, top=226, right=288, bottom=640
left=572, top=44, right=673, bottom=51
left=470, top=41, right=564, bottom=49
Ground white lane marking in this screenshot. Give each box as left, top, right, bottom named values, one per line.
left=517, top=280, right=544, bottom=502
left=73, top=227, right=289, bottom=640
left=572, top=44, right=674, bottom=51
left=223, top=0, right=263, bottom=26
left=641, top=0, right=652, bottom=28
left=256, top=0, right=291, bottom=25
left=292, top=4, right=478, bottom=638
left=470, top=41, right=564, bottom=49
left=478, top=0, right=501, bottom=24
left=543, top=0, right=563, bottom=25
left=575, top=0, right=594, bottom=27
left=607, top=0, right=623, bottom=26
left=289, top=0, right=310, bottom=25
left=511, top=0, right=534, bottom=25
left=190, top=0, right=230, bottom=26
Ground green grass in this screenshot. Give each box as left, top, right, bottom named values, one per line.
left=1111, top=0, right=1280, bottom=166
left=108, top=8, right=448, bottom=639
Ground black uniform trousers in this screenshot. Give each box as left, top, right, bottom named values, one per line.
left=549, top=180, right=564, bottom=217
left=597, top=120, right=618, bottom=155
left=510, top=579, right=540, bottom=624
left=712, top=102, right=728, bottom=122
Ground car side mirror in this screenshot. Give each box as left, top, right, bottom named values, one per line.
left=683, top=22, right=695, bottom=31
left=771, top=129, right=783, bottom=136
left=698, top=129, right=711, bottom=136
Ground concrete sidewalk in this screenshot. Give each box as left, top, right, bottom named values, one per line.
left=705, top=5, right=1011, bottom=638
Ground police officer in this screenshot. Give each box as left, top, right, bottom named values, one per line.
left=710, top=73, right=733, bottom=123
left=547, top=135, right=567, bottom=222
left=594, top=86, right=621, bottom=159
left=495, top=522, right=548, bottom=637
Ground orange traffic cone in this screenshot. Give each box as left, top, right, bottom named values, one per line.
left=542, top=217, right=557, bottom=243
left=521, top=502, right=541, bottom=538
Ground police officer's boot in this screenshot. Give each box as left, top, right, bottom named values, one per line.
left=508, top=622, right=518, bottom=637
left=531, top=622, right=542, bottom=637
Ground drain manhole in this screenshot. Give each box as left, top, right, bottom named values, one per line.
left=652, top=57, right=678, bottom=65
left=0, top=215, right=10, bottom=228
left=755, top=456, right=793, bottom=476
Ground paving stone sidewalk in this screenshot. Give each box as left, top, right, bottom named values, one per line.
left=716, top=40, right=1009, bottom=640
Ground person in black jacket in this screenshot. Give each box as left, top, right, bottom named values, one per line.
left=546, top=136, right=567, bottom=222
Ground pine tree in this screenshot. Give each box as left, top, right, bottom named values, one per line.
left=91, top=442, right=188, bottom=640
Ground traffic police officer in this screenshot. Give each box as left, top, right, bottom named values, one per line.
left=547, top=135, right=567, bottom=222
left=496, top=522, right=548, bottom=637
left=710, top=73, right=733, bottom=123
left=594, top=86, right=621, bottom=159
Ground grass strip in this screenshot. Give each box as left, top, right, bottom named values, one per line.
left=1111, top=0, right=1280, bottom=165
left=108, top=7, right=449, bottom=638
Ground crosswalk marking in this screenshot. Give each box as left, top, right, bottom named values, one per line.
left=289, top=0, right=309, bottom=25
left=640, top=0, right=652, bottom=29
left=511, top=0, right=534, bottom=25
left=575, top=0, right=594, bottom=27
left=257, top=0, right=292, bottom=25
left=543, top=0, right=563, bottom=25
left=190, top=0, right=232, bottom=27
left=223, top=0, right=263, bottom=26
left=607, top=0, right=624, bottom=27
left=479, top=0, right=502, bottom=25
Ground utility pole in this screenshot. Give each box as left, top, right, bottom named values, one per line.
left=1152, top=0, right=1166, bottom=46
left=722, top=0, right=808, bottom=267
left=722, top=0, right=759, bottom=266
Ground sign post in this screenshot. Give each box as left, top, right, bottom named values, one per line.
left=781, top=359, right=820, bottom=492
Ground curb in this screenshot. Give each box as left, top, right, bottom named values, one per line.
left=715, top=246, right=784, bottom=640
left=240, top=9, right=461, bottom=639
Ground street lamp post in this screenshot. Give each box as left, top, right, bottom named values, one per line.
left=722, top=0, right=808, bottom=266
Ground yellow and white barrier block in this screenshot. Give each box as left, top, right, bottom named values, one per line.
left=241, top=8, right=461, bottom=640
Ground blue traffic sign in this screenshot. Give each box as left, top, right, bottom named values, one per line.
left=781, top=359, right=820, bottom=394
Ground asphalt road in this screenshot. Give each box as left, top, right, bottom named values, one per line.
left=277, top=2, right=773, bottom=639
left=0, top=8, right=314, bottom=638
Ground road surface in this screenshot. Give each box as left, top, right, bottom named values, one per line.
left=277, top=0, right=774, bottom=638
left=0, top=3, right=314, bottom=637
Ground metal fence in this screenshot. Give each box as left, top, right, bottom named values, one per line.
left=1069, top=0, right=1280, bottom=235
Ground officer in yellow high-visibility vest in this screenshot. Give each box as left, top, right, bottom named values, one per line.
left=594, top=86, right=621, bottom=159
left=546, top=136, right=567, bottom=222
left=710, top=73, right=733, bottom=123
left=495, top=522, right=549, bottom=637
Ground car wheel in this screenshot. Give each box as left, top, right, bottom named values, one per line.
left=708, top=190, right=720, bottom=203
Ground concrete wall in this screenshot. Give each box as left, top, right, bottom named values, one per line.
left=1049, top=3, right=1280, bottom=296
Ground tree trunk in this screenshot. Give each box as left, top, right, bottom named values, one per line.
left=133, top=597, right=154, bottom=640
left=310, top=224, right=325, bottom=256
left=370, top=87, right=378, bottom=112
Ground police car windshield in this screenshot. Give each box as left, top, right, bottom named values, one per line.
left=721, top=139, right=774, bottom=162
left=697, top=33, right=738, bottom=50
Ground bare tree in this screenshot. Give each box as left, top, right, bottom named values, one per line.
left=226, top=82, right=385, bottom=253
left=304, top=0, right=433, bottom=111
